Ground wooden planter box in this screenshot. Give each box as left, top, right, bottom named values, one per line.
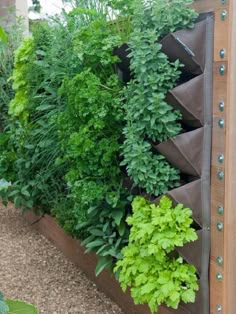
left=24, top=211, right=188, bottom=314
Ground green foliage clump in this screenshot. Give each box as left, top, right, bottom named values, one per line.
left=122, top=0, right=198, bottom=196
left=54, top=15, right=132, bottom=268
left=115, top=196, right=198, bottom=313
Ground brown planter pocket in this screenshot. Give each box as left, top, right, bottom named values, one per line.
left=167, top=74, right=204, bottom=127
left=113, top=44, right=131, bottom=83
left=166, top=180, right=202, bottom=227
left=160, top=20, right=207, bottom=75
left=154, top=128, right=204, bottom=177
left=176, top=230, right=202, bottom=275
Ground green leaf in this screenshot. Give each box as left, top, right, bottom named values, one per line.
left=6, top=300, right=39, bottom=314
left=95, top=256, right=113, bottom=276
left=0, top=26, right=7, bottom=44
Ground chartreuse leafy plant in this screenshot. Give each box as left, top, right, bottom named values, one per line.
left=0, top=292, right=39, bottom=314
left=122, top=0, right=198, bottom=196
left=115, top=196, right=198, bottom=313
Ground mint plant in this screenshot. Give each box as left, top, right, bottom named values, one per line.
left=122, top=0, right=198, bottom=196
left=115, top=196, right=198, bottom=313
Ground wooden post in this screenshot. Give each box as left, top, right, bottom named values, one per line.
left=223, top=1, right=236, bottom=313
left=192, top=0, right=236, bottom=313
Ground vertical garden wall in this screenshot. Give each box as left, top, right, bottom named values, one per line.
left=2, top=0, right=236, bottom=313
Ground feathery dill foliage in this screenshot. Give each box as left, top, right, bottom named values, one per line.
left=122, top=0, right=198, bottom=196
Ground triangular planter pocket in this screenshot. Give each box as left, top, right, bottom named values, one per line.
left=166, top=180, right=202, bottom=227
left=160, top=20, right=207, bottom=75
left=167, top=74, right=204, bottom=127
left=113, top=44, right=131, bottom=83
left=154, top=128, right=204, bottom=177
left=176, top=230, right=203, bottom=275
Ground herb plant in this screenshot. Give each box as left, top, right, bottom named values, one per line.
left=122, top=0, right=198, bottom=196
left=115, top=196, right=198, bottom=313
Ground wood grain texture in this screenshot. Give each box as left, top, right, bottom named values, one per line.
left=209, top=3, right=228, bottom=313
left=191, top=0, right=227, bottom=13
left=223, top=1, right=236, bottom=313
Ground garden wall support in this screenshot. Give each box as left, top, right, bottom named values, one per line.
left=192, top=0, right=236, bottom=313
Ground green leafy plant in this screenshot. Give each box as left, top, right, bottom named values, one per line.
left=0, top=293, right=39, bottom=314
left=115, top=196, right=198, bottom=313
left=122, top=0, right=198, bottom=196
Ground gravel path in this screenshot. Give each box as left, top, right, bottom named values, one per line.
left=0, top=203, right=124, bottom=314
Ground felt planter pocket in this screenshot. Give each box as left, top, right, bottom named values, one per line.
left=167, top=74, right=204, bottom=127
left=176, top=230, right=202, bottom=275
left=113, top=44, right=131, bottom=83
left=160, top=20, right=207, bottom=75
left=166, top=179, right=202, bottom=227
left=154, top=128, right=204, bottom=177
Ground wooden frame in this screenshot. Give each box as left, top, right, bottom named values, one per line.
left=192, top=1, right=236, bottom=313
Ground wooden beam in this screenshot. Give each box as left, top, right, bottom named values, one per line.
left=191, top=0, right=227, bottom=13
left=223, top=1, right=236, bottom=313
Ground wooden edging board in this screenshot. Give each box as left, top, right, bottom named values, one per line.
left=24, top=211, right=178, bottom=314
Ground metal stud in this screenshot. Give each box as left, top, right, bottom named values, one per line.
left=218, top=119, right=225, bottom=128
left=217, top=256, right=223, bottom=266
left=217, top=304, right=222, bottom=313
left=217, top=206, right=224, bottom=215
left=221, top=0, right=227, bottom=4
left=221, top=10, right=227, bottom=21
left=216, top=272, right=223, bottom=281
left=219, top=64, right=226, bottom=75
left=217, top=171, right=224, bottom=180
left=219, top=49, right=226, bottom=59
left=219, top=101, right=225, bottom=112
left=218, top=154, right=224, bottom=163
left=217, top=222, right=224, bottom=232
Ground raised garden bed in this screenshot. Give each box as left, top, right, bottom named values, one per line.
left=23, top=211, right=188, bottom=314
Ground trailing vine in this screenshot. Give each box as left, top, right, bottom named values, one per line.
left=122, top=0, right=198, bottom=196
left=115, top=196, right=198, bottom=313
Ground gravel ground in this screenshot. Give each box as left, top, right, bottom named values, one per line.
left=0, top=203, right=124, bottom=314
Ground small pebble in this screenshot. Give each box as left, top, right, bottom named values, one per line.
left=0, top=203, right=124, bottom=314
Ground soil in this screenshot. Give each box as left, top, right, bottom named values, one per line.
left=0, top=202, right=124, bottom=314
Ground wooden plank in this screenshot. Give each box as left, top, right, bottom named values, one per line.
left=223, top=1, right=236, bottom=313
left=214, top=8, right=230, bottom=62
left=191, top=0, right=227, bottom=13
left=209, top=3, right=229, bottom=314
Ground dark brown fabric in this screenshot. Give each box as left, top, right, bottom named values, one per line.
left=154, top=128, right=204, bottom=177
left=160, top=20, right=207, bottom=75
left=176, top=230, right=202, bottom=275
left=167, top=74, right=204, bottom=127
left=113, top=44, right=131, bottom=83
left=166, top=180, right=202, bottom=227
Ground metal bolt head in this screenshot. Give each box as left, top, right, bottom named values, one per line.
left=217, top=256, right=223, bottom=266
left=217, top=222, right=223, bottom=232
left=217, top=206, right=224, bottom=215
left=219, top=101, right=225, bottom=112
left=219, top=49, right=225, bottom=59
left=219, top=64, right=226, bottom=75
left=217, top=304, right=222, bottom=312
left=218, top=154, right=224, bottom=164
left=216, top=272, right=223, bottom=281
left=221, top=10, right=227, bottom=20
left=217, top=171, right=224, bottom=180
left=218, top=119, right=225, bottom=128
